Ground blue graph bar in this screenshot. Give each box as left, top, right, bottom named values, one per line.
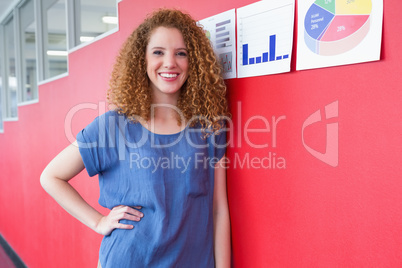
left=243, top=44, right=248, bottom=65
left=269, top=35, right=276, bottom=61
left=242, top=34, right=289, bottom=65
left=263, top=52, right=268, bottom=62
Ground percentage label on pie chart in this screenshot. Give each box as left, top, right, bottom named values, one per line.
left=305, top=0, right=372, bottom=56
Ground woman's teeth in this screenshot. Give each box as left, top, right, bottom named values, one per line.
left=160, top=73, right=178, bottom=78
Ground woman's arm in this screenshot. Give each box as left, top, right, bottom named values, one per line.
left=40, top=141, right=143, bottom=236
left=213, top=156, right=231, bottom=268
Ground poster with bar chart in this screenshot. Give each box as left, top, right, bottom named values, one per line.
left=296, top=0, right=383, bottom=70
left=199, top=9, right=236, bottom=79
left=237, top=0, right=295, bottom=78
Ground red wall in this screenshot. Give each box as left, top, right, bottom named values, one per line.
left=0, top=0, right=401, bottom=267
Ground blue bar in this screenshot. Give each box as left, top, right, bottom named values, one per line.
left=249, top=58, right=255, bottom=64
left=283, top=54, right=289, bottom=59
left=269, top=35, right=276, bottom=61
left=256, top=56, right=262, bottom=63
left=276, top=56, right=282, bottom=60
left=263, top=52, right=268, bottom=62
left=216, top=31, right=230, bottom=38
left=216, top=20, right=231, bottom=27
left=217, top=37, right=230, bottom=43
left=243, top=44, right=248, bottom=65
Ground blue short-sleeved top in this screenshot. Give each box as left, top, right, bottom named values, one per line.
left=76, top=111, right=226, bottom=268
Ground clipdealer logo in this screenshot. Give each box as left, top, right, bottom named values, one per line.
left=302, top=100, right=339, bottom=167
left=63, top=101, right=339, bottom=169
left=228, top=100, right=339, bottom=170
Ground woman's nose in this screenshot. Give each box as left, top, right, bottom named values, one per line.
left=163, top=53, right=177, bottom=69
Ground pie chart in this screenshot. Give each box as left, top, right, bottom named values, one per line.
left=304, top=0, right=372, bottom=56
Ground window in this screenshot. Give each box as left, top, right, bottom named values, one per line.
left=19, top=0, right=37, bottom=102
left=44, top=0, right=68, bottom=79
left=78, top=0, right=117, bottom=45
left=0, top=0, right=119, bottom=130
left=4, top=17, right=18, bottom=118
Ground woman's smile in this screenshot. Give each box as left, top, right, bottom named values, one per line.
left=159, top=72, right=179, bottom=79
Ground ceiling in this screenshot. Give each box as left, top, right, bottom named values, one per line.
left=0, top=0, right=117, bottom=24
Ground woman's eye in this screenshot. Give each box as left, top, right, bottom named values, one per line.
left=153, top=51, right=163, bottom=55
left=177, top=51, right=187, bottom=57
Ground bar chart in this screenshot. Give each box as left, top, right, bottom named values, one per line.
left=215, top=19, right=232, bottom=49
left=237, top=0, right=295, bottom=78
left=242, top=35, right=290, bottom=66
left=199, top=9, right=236, bottom=79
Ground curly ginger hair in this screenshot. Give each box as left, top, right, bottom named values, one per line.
left=107, top=9, right=230, bottom=134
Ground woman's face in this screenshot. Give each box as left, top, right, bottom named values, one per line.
left=146, top=27, right=189, bottom=101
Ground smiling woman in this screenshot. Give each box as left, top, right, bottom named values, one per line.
left=41, top=8, right=231, bottom=268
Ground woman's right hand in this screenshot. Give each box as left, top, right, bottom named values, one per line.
left=95, top=205, right=144, bottom=236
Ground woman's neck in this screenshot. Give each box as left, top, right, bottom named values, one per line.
left=145, top=111, right=185, bottom=135
left=145, top=87, right=186, bottom=134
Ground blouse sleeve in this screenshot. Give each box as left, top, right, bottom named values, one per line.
left=76, top=115, right=103, bottom=177
left=76, top=112, right=119, bottom=177
left=213, top=125, right=228, bottom=160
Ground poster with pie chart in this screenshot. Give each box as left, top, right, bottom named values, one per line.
left=296, top=0, right=383, bottom=70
